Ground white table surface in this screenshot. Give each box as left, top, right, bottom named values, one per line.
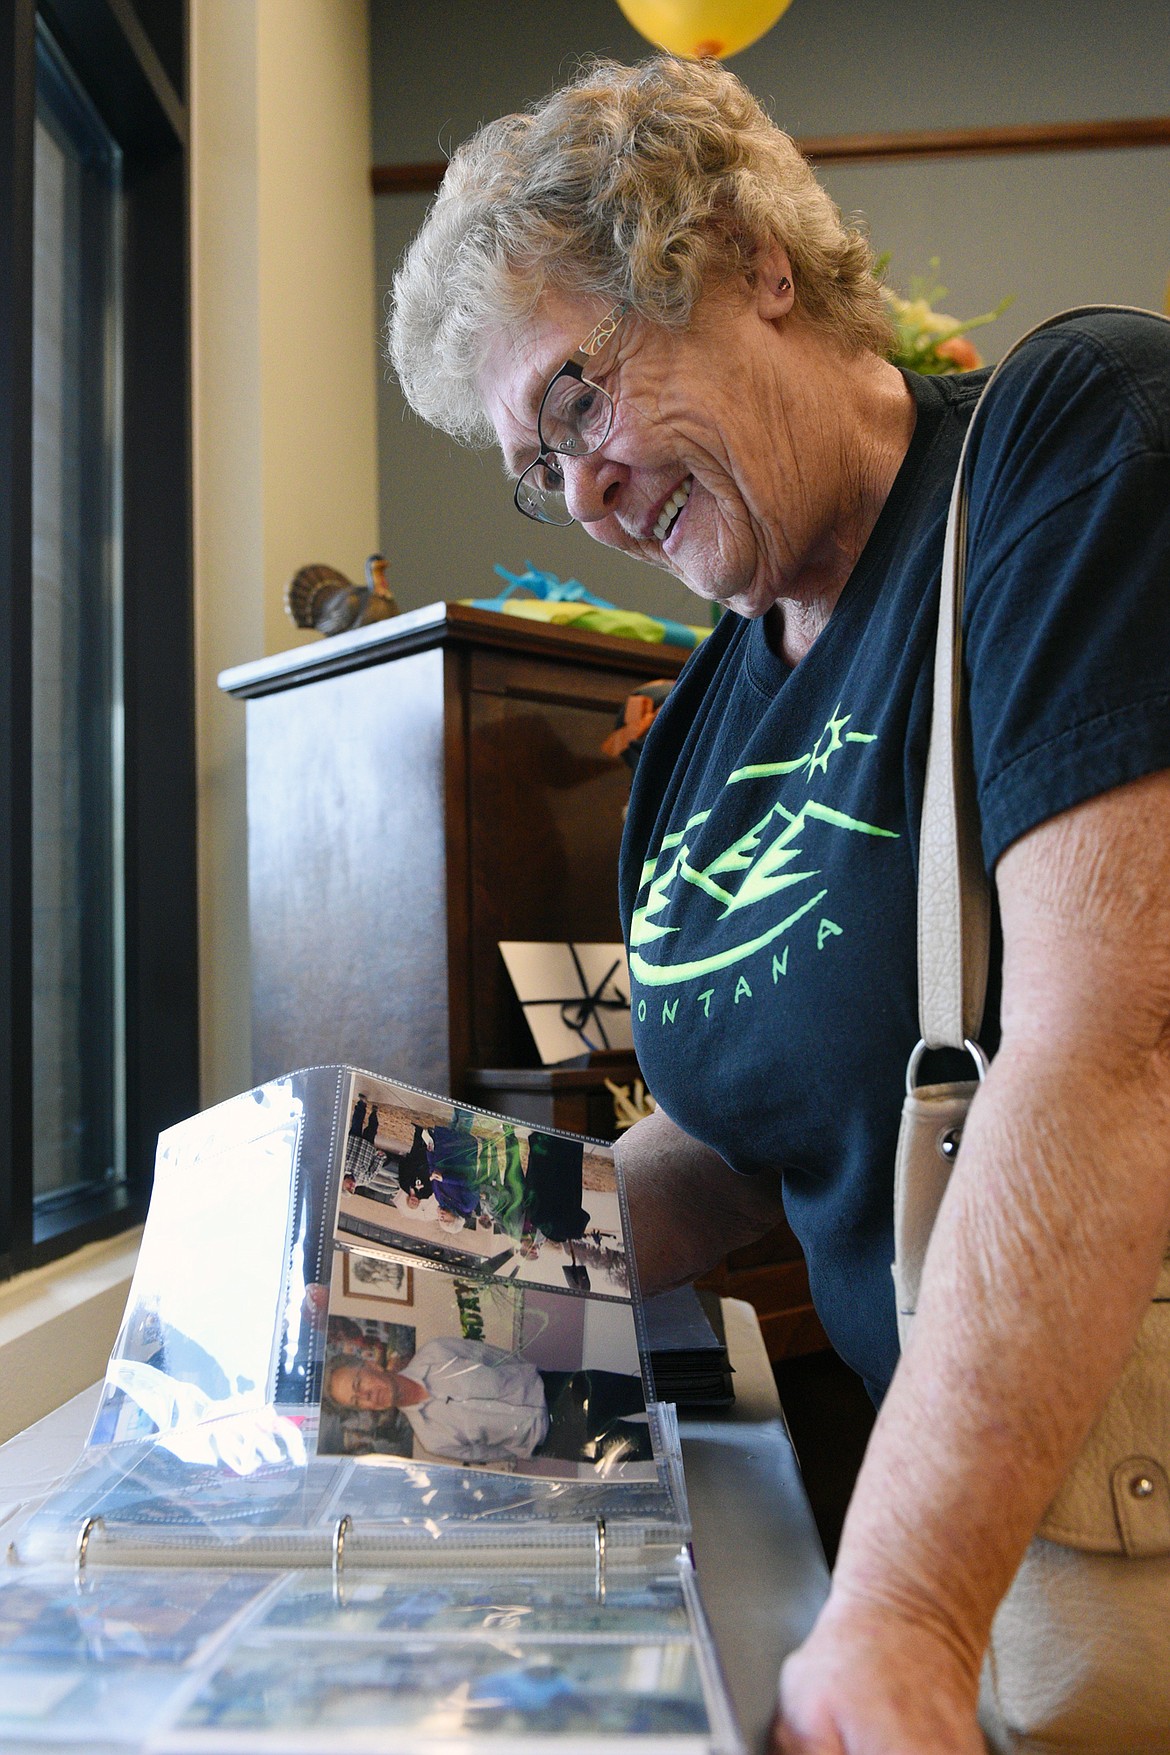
left=0, top=1296, right=829, bottom=1754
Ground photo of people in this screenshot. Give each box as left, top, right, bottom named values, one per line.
left=317, top=1309, right=416, bottom=1460
left=0, top=1568, right=266, bottom=1665
left=0, top=1660, right=182, bottom=1744
left=336, top=1075, right=630, bottom=1300
left=260, top=1566, right=692, bottom=1641
left=175, top=1634, right=711, bottom=1742
left=319, top=1248, right=655, bottom=1482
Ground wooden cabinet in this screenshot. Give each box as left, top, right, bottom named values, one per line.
left=464, top=1053, right=651, bottom=1144
left=221, top=602, right=826, bottom=1359
left=220, top=603, right=689, bottom=1092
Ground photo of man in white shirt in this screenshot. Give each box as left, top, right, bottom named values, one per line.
left=324, top=1336, right=650, bottom=1467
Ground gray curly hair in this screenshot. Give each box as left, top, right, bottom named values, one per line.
left=322, top=1351, right=369, bottom=1407
left=388, top=55, right=892, bottom=447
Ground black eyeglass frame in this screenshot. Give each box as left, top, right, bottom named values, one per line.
left=513, top=303, right=627, bottom=526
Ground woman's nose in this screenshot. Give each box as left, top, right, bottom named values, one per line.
left=562, top=450, right=627, bottom=525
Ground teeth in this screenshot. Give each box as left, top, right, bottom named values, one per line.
left=652, top=475, right=693, bottom=542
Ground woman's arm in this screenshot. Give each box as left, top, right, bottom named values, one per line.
left=777, top=767, right=1170, bottom=1754
left=616, top=1102, right=788, bottom=1296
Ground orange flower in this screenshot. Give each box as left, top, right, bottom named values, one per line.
left=935, top=334, right=983, bottom=371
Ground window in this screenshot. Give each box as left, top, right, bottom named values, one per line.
left=32, top=23, right=125, bottom=1224
left=0, top=0, right=198, bottom=1274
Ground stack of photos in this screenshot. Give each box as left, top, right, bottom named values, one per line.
left=318, top=1074, right=655, bottom=1484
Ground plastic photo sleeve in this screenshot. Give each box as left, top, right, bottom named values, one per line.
left=168, top=1634, right=716, bottom=1748
left=318, top=1248, right=657, bottom=1482
left=256, top=1564, right=694, bottom=1640
left=87, top=1080, right=307, bottom=1451
left=334, top=1073, right=631, bottom=1300
left=0, top=1559, right=741, bottom=1751
left=0, top=1565, right=277, bottom=1748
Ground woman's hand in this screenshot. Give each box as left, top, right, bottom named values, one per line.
left=773, top=1593, right=986, bottom=1755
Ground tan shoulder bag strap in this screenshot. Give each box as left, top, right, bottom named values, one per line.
left=914, top=305, right=1154, bottom=1063
left=896, top=306, right=1163, bottom=1342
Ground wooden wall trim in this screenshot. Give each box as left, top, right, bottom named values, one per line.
left=372, top=160, right=448, bottom=194
left=372, top=116, right=1170, bottom=195
left=800, top=115, right=1170, bottom=166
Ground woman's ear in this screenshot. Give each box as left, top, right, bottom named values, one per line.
left=756, top=243, right=795, bottom=319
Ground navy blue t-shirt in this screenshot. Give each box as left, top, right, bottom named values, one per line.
left=619, top=311, right=1170, bottom=1400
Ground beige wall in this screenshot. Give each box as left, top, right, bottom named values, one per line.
left=255, top=1, right=380, bottom=660
left=371, top=0, right=1170, bottom=621
left=0, top=1231, right=141, bottom=1442
left=191, top=0, right=379, bottom=1107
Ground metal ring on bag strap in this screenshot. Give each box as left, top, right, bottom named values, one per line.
left=905, top=1037, right=989, bottom=1097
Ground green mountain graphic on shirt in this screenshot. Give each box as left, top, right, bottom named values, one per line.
left=629, top=707, right=899, bottom=987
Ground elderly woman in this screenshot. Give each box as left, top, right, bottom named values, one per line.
left=388, top=55, right=1170, bottom=1754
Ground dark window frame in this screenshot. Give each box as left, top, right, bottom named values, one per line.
left=0, top=0, right=197, bottom=1277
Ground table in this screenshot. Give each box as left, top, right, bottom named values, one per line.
left=0, top=1298, right=829, bottom=1753
left=678, top=1298, right=831, bottom=1748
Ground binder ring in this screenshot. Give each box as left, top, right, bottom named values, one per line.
left=75, top=1515, right=104, bottom=1583
left=332, top=1513, right=352, bottom=1582
left=595, top=1515, right=607, bottom=1604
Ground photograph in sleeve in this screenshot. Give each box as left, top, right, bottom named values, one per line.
left=316, top=1304, right=416, bottom=1460
left=0, top=1567, right=268, bottom=1665
left=318, top=1249, right=655, bottom=1481
left=258, top=1565, right=692, bottom=1640
left=342, top=1252, right=412, bottom=1305
left=335, top=1074, right=629, bottom=1300
left=174, top=1634, right=712, bottom=1743
left=0, top=1659, right=184, bottom=1743
left=36, top=1433, right=344, bottom=1535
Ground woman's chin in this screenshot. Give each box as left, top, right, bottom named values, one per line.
left=673, top=556, right=772, bottom=619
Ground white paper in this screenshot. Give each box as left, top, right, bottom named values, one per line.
left=499, top=942, right=633, bottom=1063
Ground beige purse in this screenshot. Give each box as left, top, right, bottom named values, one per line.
left=893, top=310, right=1170, bottom=1753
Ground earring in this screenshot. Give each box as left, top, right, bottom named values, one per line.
left=778, top=276, right=791, bottom=292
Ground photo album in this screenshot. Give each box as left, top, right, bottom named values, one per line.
left=4, top=1066, right=742, bottom=1753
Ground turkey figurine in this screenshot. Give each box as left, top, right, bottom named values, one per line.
left=284, top=553, right=399, bottom=637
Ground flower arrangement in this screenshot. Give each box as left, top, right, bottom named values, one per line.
left=879, top=258, right=1013, bottom=375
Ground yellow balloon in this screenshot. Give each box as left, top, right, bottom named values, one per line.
left=615, top=0, right=794, bottom=59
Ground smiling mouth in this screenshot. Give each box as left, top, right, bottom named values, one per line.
left=652, top=475, right=693, bottom=543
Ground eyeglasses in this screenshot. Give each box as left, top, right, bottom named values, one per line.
left=513, top=303, right=627, bottom=526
